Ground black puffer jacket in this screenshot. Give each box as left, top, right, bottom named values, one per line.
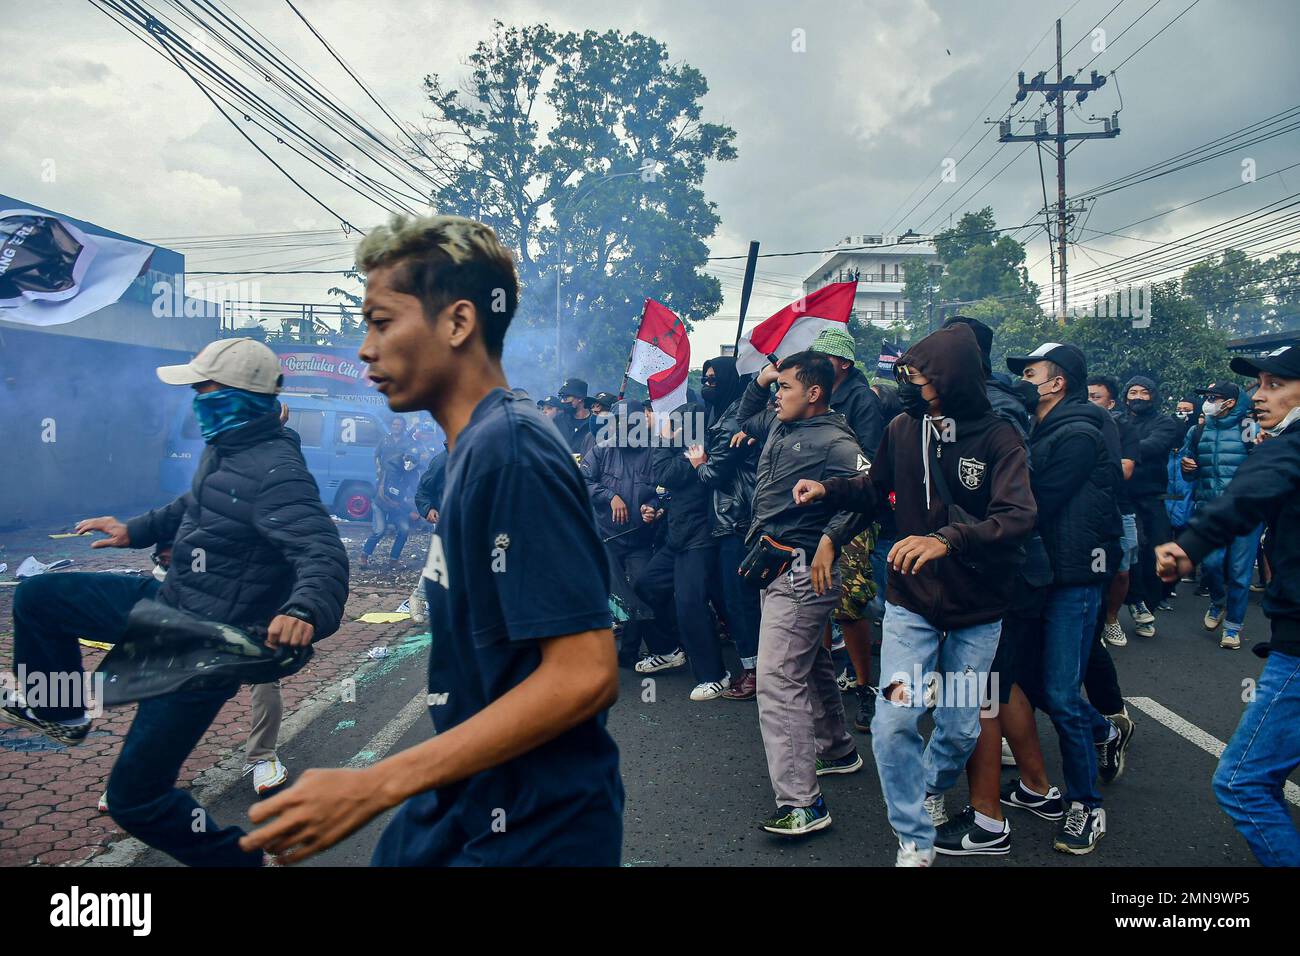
left=652, top=402, right=716, bottom=551
left=1124, top=375, right=1180, bottom=497
left=1029, top=396, right=1122, bottom=586
left=126, top=411, right=349, bottom=638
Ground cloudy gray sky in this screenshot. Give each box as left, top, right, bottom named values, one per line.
left=4, top=0, right=1297, bottom=349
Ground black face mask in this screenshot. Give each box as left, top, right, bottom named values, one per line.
left=1128, top=398, right=1153, bottom=416
left=1014, top=379, right=1040, bottom=414
left=700, top=380, right=718, bottom=404
left=897, top=378, right=930, bottom=419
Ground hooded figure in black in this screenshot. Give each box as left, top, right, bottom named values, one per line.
left=1123, top=374, right=1179, bottom=617
left=700, top=356, right=743, bottom=429
left=943, top=315, right=1033, bottom=440
left=693, top=356, right=762, bottom=693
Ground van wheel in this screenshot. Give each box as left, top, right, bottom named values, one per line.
left=334, top=483, right=373, bottom=522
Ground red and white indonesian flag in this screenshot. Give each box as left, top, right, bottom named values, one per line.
left=735, top=281, right=857, bottom=375
left=626, top=298, right=690, bottom=413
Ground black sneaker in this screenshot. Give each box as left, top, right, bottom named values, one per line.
left=1000, top=777, right=1065, bottom=821
left=1097, top=710, right=1135, bottom=784
left=853, top=685, right=876, bottom=733
left=1053, top=802, right=1106, bottom=854
left=0, top=704, right=91, bottom=746
left=934, top=806, right=1011, bottom=856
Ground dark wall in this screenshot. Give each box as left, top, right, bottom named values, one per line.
left=0, top=327, right=193, bottom=525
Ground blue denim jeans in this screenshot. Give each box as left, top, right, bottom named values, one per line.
left=1212, top=650, right=1300, bottom=866
left=10, top=572, right=262, bottom=866
left=1202, top=523, right=1264, bottom=629
left=872, top=602, right=1002, bottom=849
left=1040, top=584, right=1105, bottom=807
left=867, top=533, right=894, bottom=620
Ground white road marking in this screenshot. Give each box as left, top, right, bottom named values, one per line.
left=1125, top=696, right=1300, bottom=808
left=347, top=692, right=429, bottom=768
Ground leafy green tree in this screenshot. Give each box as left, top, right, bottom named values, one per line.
left=993, top=281, right=1232, bottom=403
left=413, top=21, right=736, bottom=392
left=1183, top=249, right=1300, bottom=337
left=904, top=207, right=1039, bottom=338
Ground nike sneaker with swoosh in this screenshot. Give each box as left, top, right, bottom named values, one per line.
left=934, top=805, right=1011, bottom=856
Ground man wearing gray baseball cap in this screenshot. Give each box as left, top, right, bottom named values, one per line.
left=3, top=337, right=349, bottom=867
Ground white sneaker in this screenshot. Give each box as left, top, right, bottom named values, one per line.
left=836, top=668, right=854, bottom=692
left=1128, top=603, right=1155, bottom=626
left=895, top=840, right=935, bottom=867
left=689, top=673, right=731, bottom=702
left=97, top=791, right=108, bottom=814
left=245, top=756, right=288, bottom=795
left=1001, top=738, right=1017, bottom=767
left=1101, top=620, right=1127, bottom=647
left=408, top=583, right=428, bottom=627
left=923, top=793, right=949, bottom=828
left=635, top=650, right=686, bottom=674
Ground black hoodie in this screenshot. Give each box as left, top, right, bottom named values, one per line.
left=652, top=401, right=716, bottom=551
left=1123, top=375, right=1180, bottom=497
left=820, top=323, right=1036, bottom=628
left=701, top=356, right=743, bottom=430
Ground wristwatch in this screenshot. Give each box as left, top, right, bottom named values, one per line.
left=282, top=606, right=315, bottom=626
left=927, top=532, right=954, bottom=555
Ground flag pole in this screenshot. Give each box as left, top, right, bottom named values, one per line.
left=618, top=301, right=647, bottom=400
left=733, top=241, right=760, bottom=354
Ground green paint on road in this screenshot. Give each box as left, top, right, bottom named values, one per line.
left=332, top=719, right=356, bottom=733
left=355, top=631, right=431, bottom=688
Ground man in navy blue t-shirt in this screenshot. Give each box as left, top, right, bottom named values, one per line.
left=242, top=214, right=623, bottom=866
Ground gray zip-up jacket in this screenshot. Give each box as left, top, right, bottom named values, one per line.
left=736, top=378, right=871, bottom=557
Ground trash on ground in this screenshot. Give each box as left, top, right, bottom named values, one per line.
left=15, top=556, right=75, bottom=578
left=367, top=646, right=391, bottom=659
left=357, top=611, right=411, bottom=624
left=79, top=638, right=113, bottom=650
left=48, top=531, right=92, bottom=539
left=396, top=598, right=411, bottom=613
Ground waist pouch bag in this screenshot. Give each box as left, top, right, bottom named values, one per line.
left=738, top=534, right=800, bottom=590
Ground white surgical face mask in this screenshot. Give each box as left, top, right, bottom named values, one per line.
left=1202, top=400, right=1224, bottom=418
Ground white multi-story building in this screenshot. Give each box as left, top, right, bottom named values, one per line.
left=801, top=232, right=938, bottom=328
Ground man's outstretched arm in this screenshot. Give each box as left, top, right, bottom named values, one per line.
left=240, top=626, right=617, bottom=863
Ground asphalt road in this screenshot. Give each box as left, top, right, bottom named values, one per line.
left=137, top=584, right=1297, bottom=867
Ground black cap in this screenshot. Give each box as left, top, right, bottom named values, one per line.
left=558, top=378, right=589, bottom=400
left=1006, top=342, right=1087, bottom=390
left=591, top=391, right=619, bottom=409
left=1230, top=344, right=1300, bottom=380
left=539, top=395, right=564, bottom=409
left=1195, top=381, right=1242, bottom=402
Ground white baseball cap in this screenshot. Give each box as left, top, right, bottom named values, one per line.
left=156, top=337, right=283, bottom=394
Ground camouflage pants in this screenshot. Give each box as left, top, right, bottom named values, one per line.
left=834, top=526, right=877, bottom=623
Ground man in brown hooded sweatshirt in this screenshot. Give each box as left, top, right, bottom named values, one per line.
left=793, top=322, right=1036, bottom=866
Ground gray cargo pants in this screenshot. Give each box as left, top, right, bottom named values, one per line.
left=756, top=567, right=855, bottom=807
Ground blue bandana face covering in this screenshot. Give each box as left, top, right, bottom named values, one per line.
left=193, top=388, right=279, bottom=442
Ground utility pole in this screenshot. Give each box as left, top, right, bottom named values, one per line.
left=996, top=18, right=1120, bottom=322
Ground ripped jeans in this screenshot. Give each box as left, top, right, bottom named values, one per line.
left=871, top=601, right=1002, bottom=850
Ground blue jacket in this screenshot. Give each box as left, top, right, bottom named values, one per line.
left=1166, top=449, right=1195, bottom=528
left=1181, top=401, right=1253, bottom=508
